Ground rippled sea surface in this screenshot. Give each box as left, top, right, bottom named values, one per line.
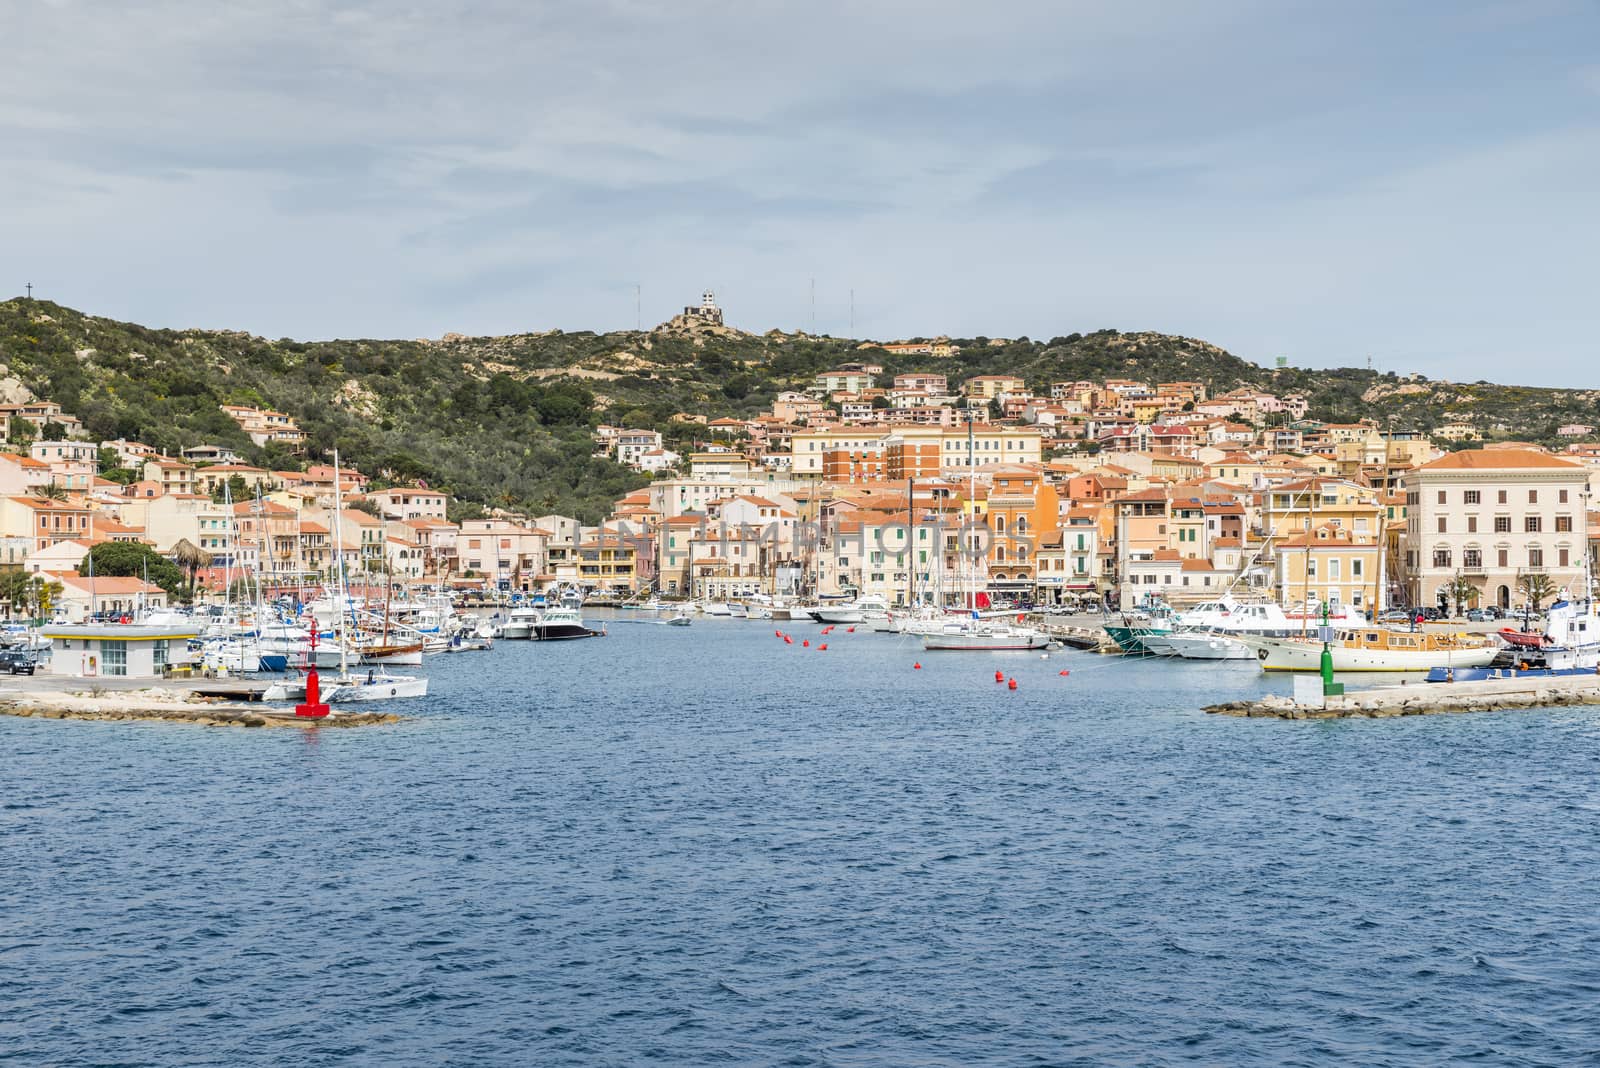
left=6, top=617, right=1600, bottom=1066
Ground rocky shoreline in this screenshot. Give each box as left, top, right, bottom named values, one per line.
left=1206, top=674, right=1600, bottom=720
left=1, top=688, right=401, bottom=729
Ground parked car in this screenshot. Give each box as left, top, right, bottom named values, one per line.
left=1484, top=606, right=1505, bottom=620
left=1378, top=609, right=1413, bottom=624
left=0, top=649, right=38, bottom=675
left=1465, top=608, right=1488, bottom=622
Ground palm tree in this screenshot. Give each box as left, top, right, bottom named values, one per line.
left=1517, top=570, right=1558, bottom=613
left=31, top=479, right=67, bottom=502
left=170, top=538, right=214, bottom=602
left=1443, top=571, right=1478, bottom=618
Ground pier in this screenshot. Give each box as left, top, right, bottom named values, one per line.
left=1206, top=672, right=1600, bottom=719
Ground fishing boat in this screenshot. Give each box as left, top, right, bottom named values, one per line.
left=1434, top=596, right=1600, bottom=681
left=1102, top=603, right=1176, bottom=655
left=662, top=613, right=692, bottom=627
left=1238, top=628, right=1500, bottom=672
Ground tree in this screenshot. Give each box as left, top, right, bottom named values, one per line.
left=169, top=539, right=214, bottom=601
left=27, top=576, right=63, bottom=621
left=1442, top=571, right=1477, bottom=617
left=7, top=420, right=35, bottom=446
left=82, top=542, right=187, bottom=602
left=39, top=420, right=69, bottom=441
left=0, top=569, right=30, bottom=619
left=1517, top=571, right=1557, bottom=613
left=31, top=479, right=67, bottom=502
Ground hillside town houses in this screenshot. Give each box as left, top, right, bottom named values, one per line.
left=3, top=382, right=1600, bottom=620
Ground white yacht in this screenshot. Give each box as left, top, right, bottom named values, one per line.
left=501, top=606, right=541, bottom=640
left=1142, top=597, right=1367, bottom=660
left=533, top=606, right=603, bottom=641
left=922, top=618, right=1053, bottom=651
left=815, top=595, right=892, bottom=625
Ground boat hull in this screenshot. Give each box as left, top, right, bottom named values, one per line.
left=534, top=624, right=604, bottom=641
left=923, top=629, right=1052, bottom=651
left=1103, top=624, right=1171, bottom=655
left=1242, top=636, right=1501, bottom=672
left=1158, top=633, right=1255, bottom=660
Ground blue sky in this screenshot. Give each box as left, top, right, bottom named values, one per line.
left=5, top=0, right=1597, bottom=384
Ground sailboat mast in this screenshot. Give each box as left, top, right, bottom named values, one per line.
left=332, top=450, right=350, bottom=678
left=906, top=477, right=914, bottom=608
left=967, top=410, right=976, bottom=613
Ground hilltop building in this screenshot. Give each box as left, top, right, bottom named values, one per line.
left=682, top=291, right=723, bottom=326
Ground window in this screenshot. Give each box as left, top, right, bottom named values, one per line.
left=1556, top=515, right=1572, bottom=532
left=1464, top=491, right=1480, bottom=505
left=1353, top=559, right=1364, bottom=577
left=1529, top=549, right=1544, bottom=567
left=1437, top=491, right=1446, bottom=504
left=1526, top=516, right=1541, bottom=533
left=1329, top=559, right=1341, bottom=580
left=1499, top=549, right=1508, bottom=567
left=1437, top=517, right=1447, bottom=533
left=1433, top=549, right=1452, bottom=568
left=1463, top=549, right=1481, bottom=569
left=153, top=640, right=167, bottom=674
left=1560, top=489, right=1569, bottom=504
left=1498, top=490, right=1507, bottom=504
left=1494, top=516, right=1511, bottom=533
left=1559, top=549, right=1570, bottom=567
left=1529, top=490, right=1538, bottom=504
left=1467, top=516, right=1477, bottom=533
left=102, top=640, right=127, bottom=677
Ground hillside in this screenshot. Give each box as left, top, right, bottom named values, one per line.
left=1, top=298, right=1596, bottom=522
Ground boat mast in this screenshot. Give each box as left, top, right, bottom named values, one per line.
left=906, top=476, right=914, bottom=608
left=967, top=409, right=976, bottom=613
left=331, top=450, right=350, bottom=679
left=1300, top=481, right=1316, bottom=638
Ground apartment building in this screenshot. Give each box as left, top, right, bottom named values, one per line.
left=1403, top=449, right=1590, bottom=611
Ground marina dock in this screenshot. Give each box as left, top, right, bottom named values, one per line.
left=1206, top=672, right=1600, bottom=719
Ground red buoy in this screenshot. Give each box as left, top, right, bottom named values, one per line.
left=775, top=630, right=782, bottom=638
left=819, top=643, right=828, bottom=651
left=784, top=636, right=792, bottom=644
left=847, top=626, right=856, bottom=633
left=995, top=670, right=1005, bottom=683
left=1059, top=670, right=1070, bottom=676
left=802, top=639, right=810, bottom=647
left=913, top=662, right=922, bottom=670
left=1007, top=677, right=1018, bottom=690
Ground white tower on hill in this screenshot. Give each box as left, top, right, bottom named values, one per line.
left=683, top=290, right=723, bottom=325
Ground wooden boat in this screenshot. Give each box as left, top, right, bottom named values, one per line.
left=1238, top=628, right=1500, bottom=672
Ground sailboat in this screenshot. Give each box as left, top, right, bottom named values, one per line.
left=263, top=450, right=428, bottom=703
left=921, top=423, right=1052, bottom=652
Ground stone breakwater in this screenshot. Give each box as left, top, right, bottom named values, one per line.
left=0, top=688, right=401, bottom=729
left=1206, top=674, right=1600, bottom=720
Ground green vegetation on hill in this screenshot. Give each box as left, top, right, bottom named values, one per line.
left=2, top=300, right=1595, bottom=523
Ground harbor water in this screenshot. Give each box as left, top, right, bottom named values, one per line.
left=5, top=618, right=1599, bottom=1065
